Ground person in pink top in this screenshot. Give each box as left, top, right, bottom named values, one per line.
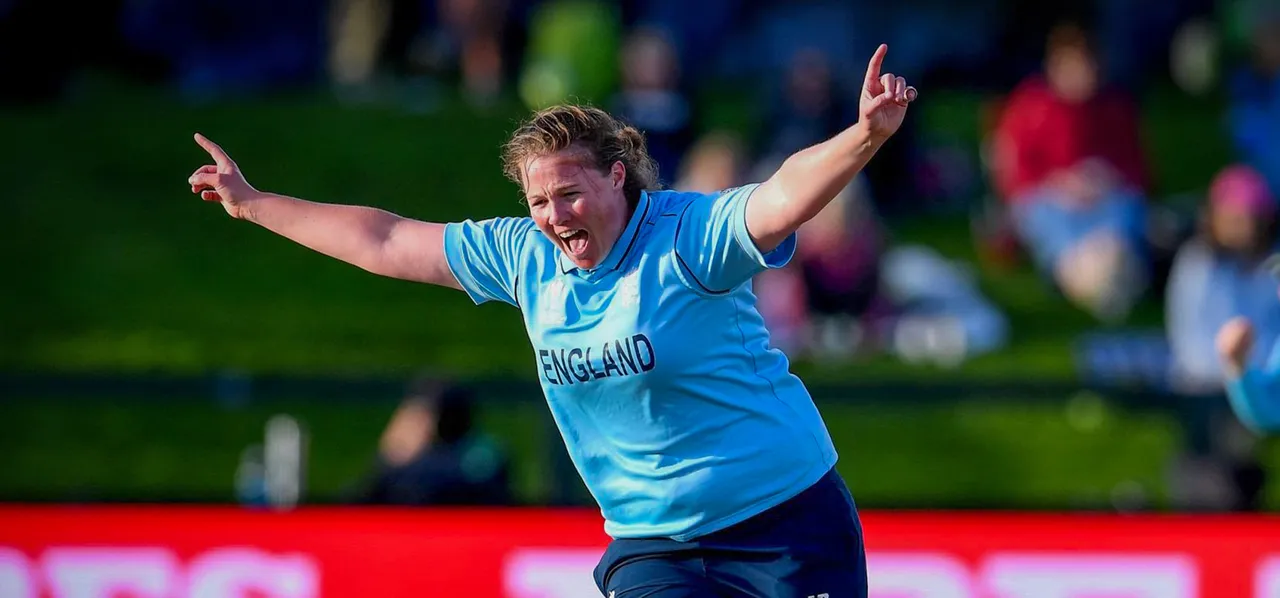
left=992, top=21, right=1153, bottom=321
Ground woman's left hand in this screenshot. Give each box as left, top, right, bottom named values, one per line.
left=859, top=44, right=918, bottom=144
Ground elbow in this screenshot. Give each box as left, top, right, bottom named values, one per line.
left=1247, top=410, right=1280, bottom=435
left=359, top=245, right=402, bottom=279
left=360, top=216, right=409, bottom=278
left=1236, top=414, right=1278, bottom=436
left=1228, top=392, right=1280, bottom=435
left=750, top=178, right=808, bottom=238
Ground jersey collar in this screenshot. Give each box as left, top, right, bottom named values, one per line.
left=559, top=190, right=652, bottom=275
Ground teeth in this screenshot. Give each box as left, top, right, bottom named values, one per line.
left=558, top=230, right=582, bottom=239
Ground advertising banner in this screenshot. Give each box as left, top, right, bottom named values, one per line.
left=1, top=507, right=1278, bottom=597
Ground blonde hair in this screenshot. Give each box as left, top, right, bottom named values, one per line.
left=502, top=104, right=660, bottom=208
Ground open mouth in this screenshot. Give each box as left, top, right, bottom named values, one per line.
left=559, top=229, right=589, bottom=256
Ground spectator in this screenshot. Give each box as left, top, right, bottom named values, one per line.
left=517, top=0, right=621, bottom=109
left=124, top=0, right=325, bottom=99
left=674, top=131, right=748, bottom=193
left=756, top=48, right=853, bottom=173
left=992, top=21, right=1152, bottom=321
left=436, top=0, right=512, bottom=105
left=755, top=173, right=886, bottom=359
left=610, top=27, right=695, bottom=186
left=1168, top=164, right=1280, bottom=390
left=351, top=376, right=512, bottom=506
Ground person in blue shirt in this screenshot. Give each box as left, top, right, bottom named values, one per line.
left=189, top=44, right=917, bottom=598
left=1167, top=164, right=1280, bottom=392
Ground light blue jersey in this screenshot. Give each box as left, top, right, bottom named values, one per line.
left=443, top=184, right=838, bottom=540
left=1226, top=338, right=1280, bottom=434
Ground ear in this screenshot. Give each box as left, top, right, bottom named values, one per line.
left=610, top=161, right=627, bottom=190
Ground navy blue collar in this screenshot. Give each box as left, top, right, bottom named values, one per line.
left=559, top=190, right=651, bottom=275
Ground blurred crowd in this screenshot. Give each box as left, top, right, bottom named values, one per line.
left=3, top=0, right=1280, bottom=507
left=6, top=0, right=1280, bottom=382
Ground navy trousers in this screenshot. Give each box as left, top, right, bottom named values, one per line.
left=593, top=467, right=868, bottom=598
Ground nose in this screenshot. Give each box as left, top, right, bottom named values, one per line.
left=547, top=200, right=572, bottom=227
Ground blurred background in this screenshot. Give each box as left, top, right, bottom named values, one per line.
left=4, top=0, right=1280, bottom=531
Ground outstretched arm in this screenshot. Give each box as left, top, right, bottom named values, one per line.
left=188, top=134, right=461, bottom=289
left=746, top=44, right=917, bottom=252
left=1219, top=318, right=1280, bottom=433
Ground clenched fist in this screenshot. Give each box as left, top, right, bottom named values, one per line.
left=1217, top=317, right=1255, bottom=378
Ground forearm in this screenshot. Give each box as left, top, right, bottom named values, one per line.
left=1225, top=369, right=1280, bottom=434
left=747, top=121, right=882, bottom=251
left=243, top=192, right=454, bottom=285
left=243, top=192, right=399, bottom=266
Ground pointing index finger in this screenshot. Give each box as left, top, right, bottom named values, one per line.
left=194, top=133, right=232, bottom=168
left=865, top=44, right=888, bottom=89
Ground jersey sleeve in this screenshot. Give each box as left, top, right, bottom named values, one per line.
left=1224, top=338, right=1280, bottom=434
left=672, top=184, right=797, bottom=293
left=443, top=217, right=535, bottom=307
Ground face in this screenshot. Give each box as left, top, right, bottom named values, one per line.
left=1047, top=47, right=1099, bottom=103
left=788, top=49, right=832, bottom=114
left=1210, top=204, right=1264, bottom=252
left=379, top=401, right=434, bottom=465
left=623, top=31, right=678, bottom=90
left=680, top=141, right=740, bottom=193
left=523, top=149, right=630, bottom=270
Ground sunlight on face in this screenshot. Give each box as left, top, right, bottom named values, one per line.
left=1048, top=47, right=1099, bottom=103
left=523, top=149, right=631, bottom=270
left=1211, top=204, right=1265, bottom=253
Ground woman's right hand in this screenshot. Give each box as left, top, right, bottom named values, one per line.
left=189, top=133, right=259, bottom=220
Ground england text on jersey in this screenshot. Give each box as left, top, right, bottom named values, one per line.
left=537, top=334, right=656, bottom=385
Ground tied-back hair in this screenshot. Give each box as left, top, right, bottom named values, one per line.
left=403, top=374, right=475, bottom=445
left=502, top=104, right=660, bottom=209
left=1046, top=20, right=1096, bottom=59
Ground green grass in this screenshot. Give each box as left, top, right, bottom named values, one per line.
left=4, top=80, right=533, bottom=377
left=0, top=396, right=553, bottom=504
left=2, top=76, right=1231, bottom=381
left=1, top=394, right=1206, bottom=509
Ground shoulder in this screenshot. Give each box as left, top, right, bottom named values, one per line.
left=648, top=188, right=703, bottom=218
left=1170, top=237, right=1223, bottom=281
left=447, top=215, right=551, bottom=271
left=489, top=215, right=541, bottom=236
left=1172, top=237, right=1210, bottom=264
left=1174, top=237, right=1216, bottom=263
left=653, top=184, right=761, bottom=218
left=456, top=215, right=542, bottom=246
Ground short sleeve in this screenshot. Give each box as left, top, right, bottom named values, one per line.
left=443, top=217, right=536, bottom=307
left=1223, top=339, right=1280, bottom=434
left=673, top=184, right=797, bottom=293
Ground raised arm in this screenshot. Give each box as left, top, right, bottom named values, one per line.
left=1218, top=318, right=1280, bottom=433
left=745, top=44, right=917, bottom=252
left=188, top=134, right=461, bottom=289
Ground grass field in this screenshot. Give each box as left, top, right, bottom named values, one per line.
left=0, top=394, right=1210, bottom=509
left=1, top=74, right=1231, bottom=380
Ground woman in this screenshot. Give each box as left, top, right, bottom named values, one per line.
left=1168, top=164, right=1280, bottom=392
left=992, top=21, right=1151, bottom=321
left=189, top=44, right=916, bottom=597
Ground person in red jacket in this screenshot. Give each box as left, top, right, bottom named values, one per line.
left=992, top=21, right=1152, bottom=321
